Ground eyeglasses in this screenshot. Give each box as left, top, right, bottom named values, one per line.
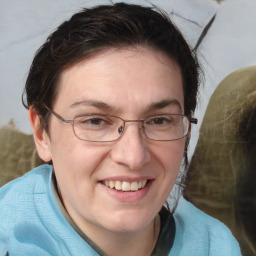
left=45, top=105, right=197, bottom=142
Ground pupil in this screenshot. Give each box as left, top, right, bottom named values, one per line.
left=154, top=118, right=163, bottom=124
left=91, top=119, right=101, bottom=124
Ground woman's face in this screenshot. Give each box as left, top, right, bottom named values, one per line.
left=36, top=47, right=185, bottom=235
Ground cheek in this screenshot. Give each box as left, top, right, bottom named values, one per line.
left=51, top=141, right=112, bottom=207
left=52, top=141, right=110, bottom=179
left=148, top=140, right=185, bottom=208
left=48, top=125, right=111, bottom=184
left=151, top=140, right=185, bottom=174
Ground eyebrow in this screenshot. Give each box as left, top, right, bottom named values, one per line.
left=147, top=99, right=182, bottom=112
left=69, top=99, right=182, bottom=112
left=70, top=99, right=115, bottom=110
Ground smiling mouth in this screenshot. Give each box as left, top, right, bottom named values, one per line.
left=102, top=180, right=148, bottom=192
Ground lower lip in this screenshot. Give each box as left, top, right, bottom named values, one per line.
left=100, top=180, right=153, bottom=202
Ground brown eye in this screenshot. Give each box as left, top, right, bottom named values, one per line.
left=86, top=118, right=106, bottom=126
left=146, top=116, right=172, bottom=126
left=75, top=115, right=114, bottom=129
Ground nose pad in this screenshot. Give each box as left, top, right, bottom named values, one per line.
left=118, top=125, right=124, bottom=134
left=117, top=122, right=144, bottom=139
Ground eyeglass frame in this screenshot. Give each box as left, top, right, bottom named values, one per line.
left=44, top=105, right=198, bottom=142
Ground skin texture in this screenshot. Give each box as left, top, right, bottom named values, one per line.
left=29, top=47, right=186, bottom=256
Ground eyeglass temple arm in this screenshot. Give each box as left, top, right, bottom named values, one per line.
left=44, top=105, right=73, bottom=124
left=190, top=118, right=198, bottom=124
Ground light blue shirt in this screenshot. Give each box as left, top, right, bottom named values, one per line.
left=0, top=165, right=241, bottom=255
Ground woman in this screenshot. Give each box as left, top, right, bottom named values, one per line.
left=0, top=3, right=241, bottom=255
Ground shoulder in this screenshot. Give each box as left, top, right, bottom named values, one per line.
left=0, top=164, right=52, bottom=226
left=0, top=164, right=101, bottom=255
left=0, top=164, right=52, bottom=196
left=170, top=196, right=242, bottom=256
left=0, top=164, right=58, bottom=254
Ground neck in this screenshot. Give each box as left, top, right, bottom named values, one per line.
left=80, top=214, right=160, bottom=256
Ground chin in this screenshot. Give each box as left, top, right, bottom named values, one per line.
left=101, top=208, right=156, bottom=233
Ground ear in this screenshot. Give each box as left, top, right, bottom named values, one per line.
left=29, top=107, right=52, bottom=162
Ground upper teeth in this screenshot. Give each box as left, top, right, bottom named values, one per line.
left=103, top=180, right=147, bottom=191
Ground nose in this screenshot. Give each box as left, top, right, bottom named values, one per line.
left=110, top=123, right=151, bottom=170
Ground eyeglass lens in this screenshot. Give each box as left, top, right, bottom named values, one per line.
left=72, top=114, right=190, bottom=142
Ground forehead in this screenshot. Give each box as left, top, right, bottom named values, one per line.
left=54, top=47, right=184, bottom=114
